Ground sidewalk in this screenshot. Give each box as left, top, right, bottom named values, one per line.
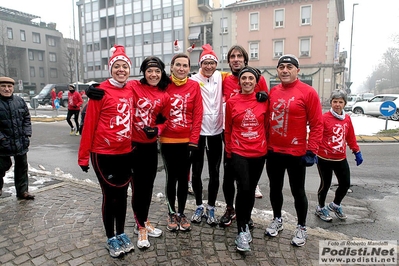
left=0, top=175, right=354, bottom=266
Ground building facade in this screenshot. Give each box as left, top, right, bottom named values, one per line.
left=0, top=6, right=72, bottom=95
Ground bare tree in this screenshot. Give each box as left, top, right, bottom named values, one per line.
left=62, top=47, right=76, bottom=83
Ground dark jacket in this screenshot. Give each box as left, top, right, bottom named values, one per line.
left=0, top=94, right=32, bottom=156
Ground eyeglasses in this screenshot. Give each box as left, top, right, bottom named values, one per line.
left=202, top=61, right=216, bottom=66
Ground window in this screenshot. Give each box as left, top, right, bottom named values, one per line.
left=134, top=13, right=142, bottom=23
left=249, top=42, right=259, bottom=59
left=153, top=32, right=162, bottom=43
left=273, top=40, right=283, bottom=58
left=30, top=67, right=35, bottom=77
left=20, top=30, right=26, bottom=41
left=49, top=53, right=57, bottom=62
left=50, top=68, right=58, bottom=78
left=134, top=35, right=142, bottom=45
left=32, top=32, right=41, bottom=43
left=48, top=37, right=56, bottom=46
left=275, top=9, right=284, bottom=28
left=153, top=9, right=161, bottom=20
left=38, top=52, right=43, bottom=61
left=174, top=5, right=183, bottom=17
left=126, top=36, right=133, bottom=46
left=9, top=68, right=17, bottom=77
left=300, top=38, right=310, bottom=57
left=29, top=50, right=34, bottom=60
left=221, top=17, right=228, bottom=34
left=143, top=11, right=151, bottom=22
left=221, top=45, right=228, bottom=61
left=7, top=28, right=13, bottom=39
left=301, top=5, right=311, bottom=25
left=39, top=67, right=45, bottom=78
left=87, top=44, right=93, bottom=52
left=94, top=43, right=100, bottom=51
left=143, top=34, right=151, bottom=44
left=249, top=13, right=259, bottom=30
left=163, top=7, right=172, bottom=19
left=135, top=57, right=143, bottom=68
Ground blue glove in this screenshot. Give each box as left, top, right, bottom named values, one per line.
left=354, top=151, right=363, bottom=166
left=301, top=150, right=317, bottom=167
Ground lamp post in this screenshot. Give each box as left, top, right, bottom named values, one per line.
left=347, top=3, right=359, bottom=91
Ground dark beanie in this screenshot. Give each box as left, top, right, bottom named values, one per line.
left=277, top=54, right=299, bottom=68
left=140, top=56, right=165, bottom=73
left=238, top=66, right=261, bottom=83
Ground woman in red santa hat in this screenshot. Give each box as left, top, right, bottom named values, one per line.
left=78, top=45, right=135, bottom=258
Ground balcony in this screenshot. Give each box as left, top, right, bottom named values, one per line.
left=189, top=16, right=213, bottom=26
left=198, top=0, right=212, bottom=12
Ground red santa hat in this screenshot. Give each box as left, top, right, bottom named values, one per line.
left=108, top=45, right=131, bottom=73
left=174, top=40, right=180, bottom=52
left=199, top=44, right=218, bottom=64
left=187, top=43, right=195, bottom=53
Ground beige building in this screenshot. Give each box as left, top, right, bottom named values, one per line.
left=0, top=6, right=72, bottom=95
left=210, top=0, right=345, bottom=102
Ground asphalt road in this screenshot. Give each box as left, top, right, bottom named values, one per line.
left=28, top=116, right=399, bottom=242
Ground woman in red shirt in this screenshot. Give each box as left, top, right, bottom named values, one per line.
left=224, top=66, right=269, bottom=252
left=315, top=90, right=363, bottom=222
left=160, top=53, right=203, bottom=232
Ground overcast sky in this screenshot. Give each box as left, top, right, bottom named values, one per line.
left=2, top=0, right=399, bottom=93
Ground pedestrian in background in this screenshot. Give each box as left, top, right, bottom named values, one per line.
left=224, top=66, right=268, bottom=251
left=50, top=87, right=57, bottom=109
left=189, top=44, right=224, bottom=226
left=78, top=45, right=135, bottom=258
left=130, top=56, right=171, bottom=249
left=66, top=84, right=83, bottom=136
left=315, top=90, right=363, bottom=222
left=220, top=45, right=269, bottom=228
left=0, top=76, right=34, bottom=200
left=160, top=53, right=203, bottom=232
left=265, top=54, right=323, bottom=247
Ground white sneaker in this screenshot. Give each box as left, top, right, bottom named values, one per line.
left=255, top=185, right=263, bottom=198
left=137, top=227, right=150, bottom=249
left=144, top=220, right=162, bottom=237
left=291, top=225, right=308, bottom=247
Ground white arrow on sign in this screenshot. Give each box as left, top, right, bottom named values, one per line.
left=381, top=105, right=395, bottom=112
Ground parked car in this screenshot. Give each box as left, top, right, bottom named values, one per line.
left=31, top=84, right=70, bottom=108
left=344, top=95, right=360, bottom=112
left=352, top=94, right=399, bottom=121
left=14, top=92, right=30, bottom=102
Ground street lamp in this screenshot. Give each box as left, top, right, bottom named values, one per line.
left=347, top=3, right=359, bottom=91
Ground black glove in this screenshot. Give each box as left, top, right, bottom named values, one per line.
left=256, top=91, right=268, bottom=102
left=301, top=150, right=317, bottom=167
left=86, top=84, right=105, bottom=100
left=188, top=142, right=199, bottom=151
left=143, top=126, right=158, bottom=139
left=80, top=165, right=90, bottom=172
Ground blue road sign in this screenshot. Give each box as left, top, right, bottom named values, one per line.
left=380, top=101, right=397, bottom=116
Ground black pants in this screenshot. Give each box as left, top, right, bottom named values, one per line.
left=232, top=153, right=265, bottom=233
left=91, top=153, right=132, bottom=239
left=131, top=141, right=158, bottom=228
left=161, top=143, right=190, bottom=215
left=316, top=157, right=350, bottom=207
left=0, top=154, right=29, bottom=197
left=66, top=109, right=80, bottom=129
left=266, top=151, right=308, bottom=226
left=191, top=134, right=223, bottom=207
left=222, top=149, right=236, bottom=208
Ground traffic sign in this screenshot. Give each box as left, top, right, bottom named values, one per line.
left=380, top=101, right=396, bottom=116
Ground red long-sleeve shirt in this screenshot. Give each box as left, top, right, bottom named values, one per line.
left=225, top=91, right=268, bottom=158
left=317, top=111, right=360, bottom=160
left=268, top=79, right=323, bottom=156
left=130, top=80, right=171, bottom=143
left=78, top=80, right=134, bottom=166
left=160, top=79, right=203, bottom=145
left=68, top=91, right=83, bottom=111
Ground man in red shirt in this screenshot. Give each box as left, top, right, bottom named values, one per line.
left=265, top=54, right=323, bottom=247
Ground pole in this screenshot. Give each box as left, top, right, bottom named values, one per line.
left=72, top=0, right=79, bottom=91
left=348, top=3, right=358, bottom=88
left=221, top=0, right=224, bottom=71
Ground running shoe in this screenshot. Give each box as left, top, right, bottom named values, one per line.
left=255, top=185, right=263, bottom=198
left=116, top=233, right=134, bottom=253
left=191, top=206, right=205, bottom=223
left=106, top=236, right=125, bottom=257
left=219, top=206, right=236, bottom=227
left=245, top=224, right=252, bottom=243
left=144, top=220, right=162, bottom=237
left=315, top=206, right=333, bottom=222
left=167, top=213, right=179, bottom=231
left=137, top=227, right=150, bottom=249
left=206, top=207, right=218, bottom=226
left=265, top=217, right=283, bottom=237
left=69, top=128, right=75, bottom=135
left=328, top=202, right=347, bottom=220
left=291, top=225, right=308, bottom=247
left=235, top=232, right=251, bottom=252
left=178, top=214, right=191, bottom=231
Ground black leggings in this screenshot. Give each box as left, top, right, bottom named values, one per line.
left=91, top=153, right=132, bottom=239
left=266, top=152, right=308, bottom=226
left=316, top=157, right=350, bottom=207
left=232, top=153, right=265, bottom=233
left=131, top=141, right=158, bottom=228
left=66, top=110, right=80, bottom=129
left=161, top=143, right=190, bottom=215
left=191, top=134, right=223, bottom=207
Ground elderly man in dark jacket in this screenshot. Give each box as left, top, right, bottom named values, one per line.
left=0, top=76, right=34, bottom=200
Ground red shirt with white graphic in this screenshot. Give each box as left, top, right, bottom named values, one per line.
left=224, top=91, right=268, bottom=158
left=78, top=79, right=134, bottom=166
left=130, top=80, right=171, bottom=143
left=317, top=111, right=359, bottom=160
left=160, top=79, right=203, bottom=145
left=268, top=79, right=323, bottom=156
